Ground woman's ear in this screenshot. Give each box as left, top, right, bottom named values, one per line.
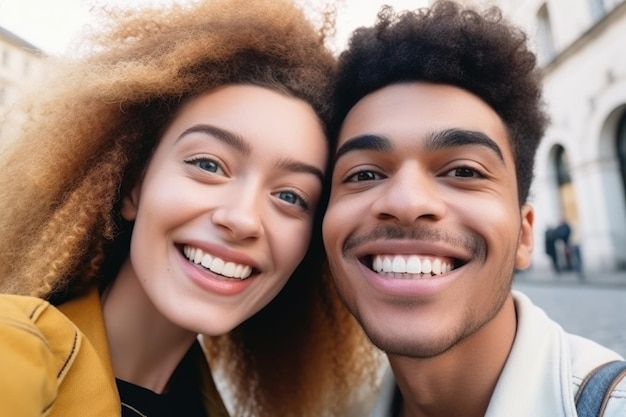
left=515, top=204, right=534, bottom=270
left=120, top=185, right=141, bottom=221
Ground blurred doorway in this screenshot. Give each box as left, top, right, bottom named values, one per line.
left=554, top=145, right=577, bottom=225
left=551, top=145, right=580, bottom=274
left=618, top=112, right=626, bottom=207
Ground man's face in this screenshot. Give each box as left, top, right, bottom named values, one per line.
left=323, top=82, right=533, bottom=358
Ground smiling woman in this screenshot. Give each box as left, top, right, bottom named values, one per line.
left=0, top=0, right=377, bottom=416
left=116, top=85, right=328, bottom=337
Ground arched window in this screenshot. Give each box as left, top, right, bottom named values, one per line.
left=537, top=4, right=556, bottom=65
left=588, top=0, right=606, bottom=21
left=618, top=112, right=626, bottom=205
left=549, top=145, right=579, bottom=272
left=555, top=145, right=571, bottom=186
left=553, top=144, right=578, bottom=230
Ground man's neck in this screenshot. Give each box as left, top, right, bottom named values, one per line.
left=389, top=295, right=517, bottom=417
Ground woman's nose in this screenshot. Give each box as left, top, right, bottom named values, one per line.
left=211, top=188, right=264, bottom=241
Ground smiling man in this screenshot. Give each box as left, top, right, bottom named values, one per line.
left=323, top=1, right=626, bottom=416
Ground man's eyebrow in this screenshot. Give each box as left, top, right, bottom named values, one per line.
left=334, top=130, right=504, bottom=163
left=276, top=158, right=324, bottom=183
left=427, top=129, right=505, bottom=163
left=176, top=124, right=252, bottom=155
left=334, top=134, right=393, bottom=162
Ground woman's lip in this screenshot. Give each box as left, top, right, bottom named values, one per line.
left=177, top=248, right=258, bottom=296
left=182, top=245, right=255, bottom=279
left=176, top=241, right=261, bottom=271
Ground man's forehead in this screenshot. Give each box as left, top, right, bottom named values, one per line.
left=336, top=82, right=510, bottom=156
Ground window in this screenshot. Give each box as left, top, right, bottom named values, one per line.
left=603, top=0, right=625, bottom=12
left=1, top=49, right=9, bottom=67
left=555, top=145, right=572, bottom=186
left=588, top=0, right=606, bottom=21
left=589, top=0, right=626, bottom=21
left=618, top=112, right=626, bottom=205
left=537, top=4, right=556, bottom=65
left=23, top=58, right=30, bottom=76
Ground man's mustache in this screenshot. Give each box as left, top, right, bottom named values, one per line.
left=342, top=225, right=486, bottom=261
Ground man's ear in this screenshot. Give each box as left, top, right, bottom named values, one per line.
left=515, top=204, right=534, bottom=270
left=120, top=185, right=141, bottom=222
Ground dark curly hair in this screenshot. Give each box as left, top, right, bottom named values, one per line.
left=332, top=0, right=549, bottom=204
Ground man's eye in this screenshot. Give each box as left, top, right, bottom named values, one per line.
left=345, top=170, right=382, bottom=182
left=185, top=157, right=224, bottom=174
left=446, top=167, right=482, bottom=178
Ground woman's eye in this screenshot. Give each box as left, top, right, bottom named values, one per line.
left=185, top=157, right=224, bottom=175
left=276, top=190, right=309, bottom=211
left=446, top=167, right=483, bottom=178
left=345, top=170, right=382, bottom=182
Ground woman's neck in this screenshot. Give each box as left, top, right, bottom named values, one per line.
left=102, top=260, right=198, bottom=393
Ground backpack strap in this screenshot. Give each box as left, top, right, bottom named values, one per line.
left=575, top=360, right=626, bottom=417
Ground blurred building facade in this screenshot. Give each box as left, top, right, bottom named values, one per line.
left=2, top=3, right=626, bottom=277
left=0, top=26, right=43, bottom=135
left=493, top=0, right=626, bottom=276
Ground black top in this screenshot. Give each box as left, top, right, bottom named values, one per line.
left=116, top=342, right=208, bottom=417
left=391, top=385, right=402, bottom=417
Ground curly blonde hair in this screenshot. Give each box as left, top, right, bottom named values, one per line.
left=0, top=0, right=378, bottom=415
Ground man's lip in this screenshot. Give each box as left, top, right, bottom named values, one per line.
left=347, top=239, right=472, bottom=264
left=361, top=254, right=464, bottom=275
left=356, top=260, right=462, bottom=298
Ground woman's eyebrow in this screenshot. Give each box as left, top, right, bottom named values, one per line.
left=276, top=157, right=324, bottom=183
left=177, top=124, right=324, bottom=182
left=177, top=124, right=252, bottom=155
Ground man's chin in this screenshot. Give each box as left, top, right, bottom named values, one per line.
left=364, top=328, right=457, bottom=359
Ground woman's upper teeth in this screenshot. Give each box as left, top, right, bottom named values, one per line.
left=183, top=245, right=252, bottom=279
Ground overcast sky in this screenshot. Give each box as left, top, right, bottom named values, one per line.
left=0, top=0, right=428, bottom=55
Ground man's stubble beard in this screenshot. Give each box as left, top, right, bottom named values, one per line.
left=329, top=257, right=515, bottom=360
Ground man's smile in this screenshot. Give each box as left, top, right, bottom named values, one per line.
left=369, top=254, right=455, bottom=276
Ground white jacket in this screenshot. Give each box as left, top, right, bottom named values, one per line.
left=368, top=291, right=626, bottom=416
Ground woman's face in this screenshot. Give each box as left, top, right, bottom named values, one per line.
left=120, top=85, right=327, bottom=335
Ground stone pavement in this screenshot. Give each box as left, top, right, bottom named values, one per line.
left=513, top=278, right=626, bottom=357
left=514, top=268, right=626, bottom=287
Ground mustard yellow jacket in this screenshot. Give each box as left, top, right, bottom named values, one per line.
left=0, top=288, right=229, bottom=417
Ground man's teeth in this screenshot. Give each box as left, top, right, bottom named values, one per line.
left=183, top=246, right=252, bottom=279
left=372, top=255, right=452, bottom=275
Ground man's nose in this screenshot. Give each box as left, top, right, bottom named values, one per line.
left=370, top=163, right=446, bottom=225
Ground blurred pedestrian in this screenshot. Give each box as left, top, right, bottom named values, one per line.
left=554, top=217, right=572, bottom=270
left=545, top=226, right=561, bottom=274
